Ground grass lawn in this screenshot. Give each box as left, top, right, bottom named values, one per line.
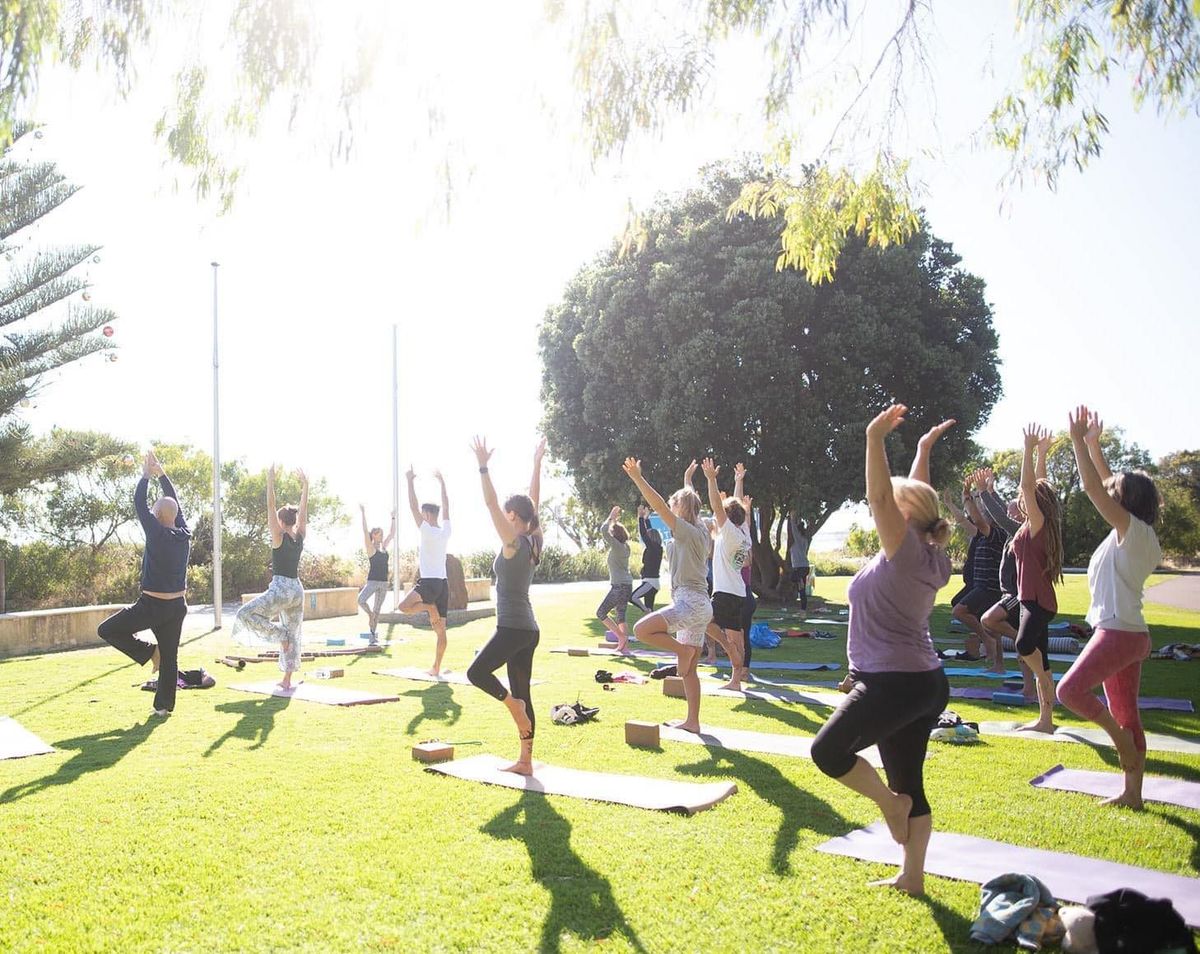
left=2, top=576, right=1197, bottom=953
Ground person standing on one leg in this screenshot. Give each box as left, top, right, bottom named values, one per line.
left=233, top=466, right=308, bottom=689
left=357, top=506, right=395, bottom=646
left=810, top=406, right=954, bottom=897
left=1058, top=406, right=1162, bottom=809
left=622, top=457, right=713, bottom=734
left=701, top=457, right=749, bottom=692
left=466, top=436, right=545, bottom=776
left=397, top=468, right=452, bottom=676
left=740, top=492, right=758, bottom=685
left=1012, top=425, right=1064, bottom=734
left=788, top=512, right=811, bottom=610
left=631, top=505, right=663, bottom=614
left=595, top=506, right=634, bottom=652
left=97, top=450, right=192, bottom=717
left=952, top=484, right=1005, bottom=669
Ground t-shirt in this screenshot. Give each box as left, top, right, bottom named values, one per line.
left=846, top=527, right=950, bottom=673
left=789, top=531, right=810, bottom=569
left=669, top=518, right=709, bottom=595
left=1086, top=516, right=1161, bottom=632
left=418, top=519, right=451, bottom=579
left=970, top=525, right=1005, bottom=592
left=598, top=522, right=633, bottom=585
left=1013, top=523, right=1057, bottom=612
left=712, top=520, right=752, bottom=597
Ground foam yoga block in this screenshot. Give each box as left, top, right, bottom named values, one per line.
left=412, top=742, right=454, bottom=764
left=662, top=676, right=685, bottom=698
left=660, top=722, right=885, bottom=768
left=228, top=682, right=399, bottom=707
left=1030, top=764, right=1200, bottom=811
left=426, top=754, right=736, bottom=815
left=625, top=721, right=660, bottom=748
left=0, top=717, right=54, bottom=760
left=815, top=822, right=1200, bottom=928
left=992, top=691, right=1027, bottom=705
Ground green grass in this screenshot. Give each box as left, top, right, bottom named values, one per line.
left=1, top=577, right=1197, bottom=953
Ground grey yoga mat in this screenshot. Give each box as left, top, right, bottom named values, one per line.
left=229, top=681, right=399, bottom=707
left=374, top=667, right=544, bottom=688
left=815, top=822, right=1200, bottom=928
left=551, top=647, right=841, bottom=671
left=426, top=754, right=736, bottom=815
left=1030, top=764, right=1200, bottom=811
left=950, top=685, right=1194, bottom=712
left=660, top=722, right=884, bottom=767
left=0, top=717, right=54, bottom=760
left=980, top=721, right=1200, bottom=756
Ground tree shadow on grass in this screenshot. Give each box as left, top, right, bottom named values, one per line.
left=1156, top=809, right=1200, bottom=871
left=676, top=748, right=847, bottom=876
left=0, top=717, right=164, bottom=805
left=481, top=792, right=646, bottom=954
left=727, top=696, right=827, bottom=736
left=401, top=684, right=463, bottom=737
left=203, top=696, right=292, bottom=758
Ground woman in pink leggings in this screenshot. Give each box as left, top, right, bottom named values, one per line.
left=1057, top=405, right=1162, bottom=809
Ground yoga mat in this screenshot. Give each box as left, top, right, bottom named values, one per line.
left=0, top=717, right=55, bottom=760
left=950, top=686, right=1194, bottom=712
left=374, top=667, right=543, bottom=688
left=934, top=640, right=1077, bottom=663
left=426, top=753, right=736, bottom=815
left=550, top=647, right=841, bottom=671
left=229, top=682, right=399, bottom=707
left=816, top=822, right=1200, bottom=928
left=980, top=721, right=1200, bottom=756
left=699, top=682, right=845, bottom=709
left=1030, top=764, right=1200, bottom=811
left=943, top=667, right=1063, bottom=681
left=660, top=723, right=884, bottom=768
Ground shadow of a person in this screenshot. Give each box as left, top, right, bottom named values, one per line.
left=0, top=717, right=165, bottom=805
left=481, top=792, right=646, bottom=954
left=203, top=695, right=293, bottom=758
left=402, top=684, right=463, bottom=737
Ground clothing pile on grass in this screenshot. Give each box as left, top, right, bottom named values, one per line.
left=970, top=876, right=1196, bottom=954
left=550, top=702, right=600, bottom=726
left=930, top=710, right=979, bottom=743
left=595, top=670, right=646, bottom=686
left=1150, top=643, right=1199, bottom=661
left=140, top=668, right=216, bottom=692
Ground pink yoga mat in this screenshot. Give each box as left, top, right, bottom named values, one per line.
left=0, top=717, right=54, bottom=760
left=229, top=682, right=399, bottom=707
left=426, top=754, right=736, bottom=815
left=1030, top=764, right=1200, bottom=810
left=816, top=822, right=1200, bottom=928
left=660, top=723, right=884, bottom=768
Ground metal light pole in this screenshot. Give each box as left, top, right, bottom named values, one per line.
left=391, top=323, right=401, bottom=608
left=211, top=262, right=223, bottom=628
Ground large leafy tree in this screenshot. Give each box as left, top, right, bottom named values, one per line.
left=539, top=163, right=1000, bottom=597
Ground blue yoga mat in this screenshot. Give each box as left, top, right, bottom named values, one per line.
left=943, top=667, right=1062, bottom=681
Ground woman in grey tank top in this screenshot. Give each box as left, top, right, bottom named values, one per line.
left=465, top=436, right=545, bottom=776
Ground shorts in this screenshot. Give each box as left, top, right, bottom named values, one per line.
left=711, top=591, right=745, bottom=631
left=999, top=594, right=1020, bottom=629
left=957, top=586, right=1002, bottom=619
left=415, top=578, right=449, bottom=618
left=949, top=584, right=970, bottom=608
left=597, top=583, right=633, bottom=624
left=790, top=566, right=810, bottom=584
left=661, top=587, right=713, bottom=648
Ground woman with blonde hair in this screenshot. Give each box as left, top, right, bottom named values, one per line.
left=810, top=406, right=954, bottom=896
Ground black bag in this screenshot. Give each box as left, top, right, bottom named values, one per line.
left=1087, top=888, right=1197, bottom=954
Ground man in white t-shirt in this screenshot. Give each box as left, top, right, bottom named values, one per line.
left=701, top=458, right=749, bottom=691
left=399, top=467, right=452, bottom=675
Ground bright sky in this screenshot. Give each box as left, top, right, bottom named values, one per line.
left=15, top=1, right=1199, bottom=556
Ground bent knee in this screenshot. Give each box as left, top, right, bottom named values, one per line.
left=810, top=735, right=854, bottom=779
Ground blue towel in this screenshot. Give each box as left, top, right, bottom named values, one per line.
left=749, top=623, right=781, bottom=649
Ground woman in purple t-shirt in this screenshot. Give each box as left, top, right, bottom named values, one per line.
left=810, top=404, right=953, bottom=896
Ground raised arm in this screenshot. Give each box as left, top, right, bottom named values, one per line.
left=702, top=458, right=726, bottom=527
left=598, top=506, right=620, bottom=547
left=637, top=505, right=653, bottom=545
left=382, top=511, right=397, bottom=550
left=435, top=470, right=450, bottom=522
left=733, top=461, right=746, bottom=501
left=1020, top=425, right=1044, bottom=536
left=472, top=436, right=519, bottom=549
left=360, top=505, right=372, bottom=552
left=623, top=458, right=675, bottom=531
left=134, top=452, right=157, bottom=535
left=963, top=476, right=990, bottom=536
left=405, top=466, right=422, bottom=528
left=867, top=405, right=909, bottom=559
left=1069, top=405, right=1129, bottom=535
left=909, top=418, right=956, bottom=484
left=976, top=469, right=1021, bottom=538
left=683, top=459, right=697, bottom=492
left=1083, top=411, right=1113, bottom=482
left=1036, top=431, right=1052, bottom=482
left=266, top=465, right=282, bottom=546
left=530, top=437, right=545, bottom=510
left=296, top=469, right=309, bottom=537
left=941, top=487, right=975, bottom=535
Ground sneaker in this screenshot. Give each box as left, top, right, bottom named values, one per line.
left=152, top=708, right=172, bottom=717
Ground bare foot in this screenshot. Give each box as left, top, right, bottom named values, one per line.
left=1016, top=720, right=1055, bottom=734
left=277, top=678, right=293, bottom=691
left=500, top=760, right=534, bottom=776
left=1110, top=726, right=1140, bottom=773
left=505, top=696, right=533, bottom=738
left=426, top=668, right=442, bottom=678
left=718, top=680, right=742, bottom=693
left=881, top=793, right=913, bottom=845
left=1100, top=792, right=1144, bottom=810
left=869, top=873, right=924, bottom=896
left=987, top=664, right=1006, bottom=675
left=666, top=718, right=702, bottom=733
left=615, top=639, right=629, bottom=654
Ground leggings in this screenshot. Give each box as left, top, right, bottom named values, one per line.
left=741, top=582, right=756, bottom=667
left=1057, top=628, right=1151, bottom=753
left=357, top=580, right=389, bottom=623
left=811, top=667, right=949, bottom=818
left=233, top=575, right=304, bottom=674
left=467, top=626, right=540, bottom=737
left=1016, top=601, right=1055, bottom=670
left=632, top=581, right=658, bottom=612
left=98, top=595, right=188, bottom=712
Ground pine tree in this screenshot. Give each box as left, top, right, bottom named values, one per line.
left=0, top=123, right=117, bottom=495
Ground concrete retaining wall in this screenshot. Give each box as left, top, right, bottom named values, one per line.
left=240, top=586, right=358, bottom=620
left=0, top=604, right=126, bottom=659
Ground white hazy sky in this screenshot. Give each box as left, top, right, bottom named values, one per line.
left=13, top=0, right=1199, bottom=555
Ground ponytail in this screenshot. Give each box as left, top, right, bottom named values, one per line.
left=527, top=513, right=543, bottom=566
left=926, top=517, right=952, bottom=548
left=503, top=493, right=542, bottom=565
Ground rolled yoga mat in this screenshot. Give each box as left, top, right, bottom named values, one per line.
left=815, top=822, right=1200, bottom=928
left=229, top=681, right=399, bottom=707
left=0, top=717, right=54, bottom=760
left=660, top=722, right=884, bottom=768
left=426, top=753, right=736, bottom=815
left=949, top=685, right=1194, bottom=712
left=980, top=721, right=1200, bottom=756
left=1030, top=763, right=1200, bottom=811
left=374, top=667, right=544, bottom=688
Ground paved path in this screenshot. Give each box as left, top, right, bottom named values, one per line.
left=1146, top=575, right=1200, bottom=612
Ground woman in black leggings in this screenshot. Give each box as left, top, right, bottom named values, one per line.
left=810, top=405, right=954, bottom=896
left=466, top=435, right=545, bottom=776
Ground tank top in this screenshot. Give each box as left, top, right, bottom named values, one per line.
left=368, top=549, right=389, bottom=582
left=494, top=535, right=537, bottom=630
left=272, top=532, right=304, bottom=579
left=1013, top=524, right=1057, bottom=612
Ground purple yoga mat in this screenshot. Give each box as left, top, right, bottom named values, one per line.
left=949, top=687, right=1194, bottom=712
left=816, top=822, right=1200, bottom=928
left=1031, top=764, right=1200, bottom=810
